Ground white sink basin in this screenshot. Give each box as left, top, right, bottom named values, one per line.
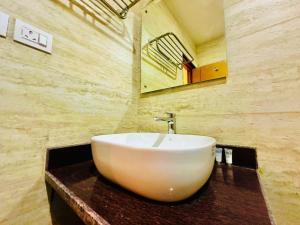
left=91, top=133, right=216, bottom=202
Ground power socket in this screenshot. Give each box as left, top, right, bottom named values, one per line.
left=14, top=19, right=53, bottom=54
left=21, top=26, right=39, bottom=43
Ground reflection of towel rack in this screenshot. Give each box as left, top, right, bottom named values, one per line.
left=97, top=0, right=140, bottom=19
left=145, top=43, right=177, bottom=77
left=149, top=32, right=194, bottom=69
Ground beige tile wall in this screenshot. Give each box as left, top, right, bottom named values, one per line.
left=138, top=0, right=300, bottom=224
left=0, top=0, right=141, bottom=224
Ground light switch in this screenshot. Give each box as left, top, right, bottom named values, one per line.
left=39, top=34, right=47, bottom=47
left=0, top=11, right=9, bottom=38
left=14, top=19, right=53, bottom=54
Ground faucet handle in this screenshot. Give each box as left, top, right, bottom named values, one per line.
left=165, top=112, right=175, bottom=118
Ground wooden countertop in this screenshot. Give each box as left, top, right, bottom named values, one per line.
left=45, top=144, right=272, bottom=225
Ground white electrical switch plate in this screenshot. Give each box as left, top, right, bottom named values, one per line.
left=0, top=11, right=9, bottom=38
left=14, top=19, right=53, bottom=54
left=39, top=34, right=47, bottom=47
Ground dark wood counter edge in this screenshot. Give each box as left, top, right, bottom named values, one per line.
left=45, top=142, right=258, bottom=170
left=216, top=144, right=257, bottom=169
left=257, top=174, right=277, bottom=225
left=45, top=171, right=109, bottom=225
left=45, top=143, right=92, bottom=171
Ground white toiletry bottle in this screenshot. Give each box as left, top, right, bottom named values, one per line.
left=216, top=147, right=223, bottom=164
left=225, top=148, right=233, bottom=165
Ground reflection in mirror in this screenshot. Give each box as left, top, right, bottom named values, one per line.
left=141, top=0, right=227, bottom=93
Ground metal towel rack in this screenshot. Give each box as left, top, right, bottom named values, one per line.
left=98, top=0, right=140, bottom=19
left=149, top=32, right=194, bottom=69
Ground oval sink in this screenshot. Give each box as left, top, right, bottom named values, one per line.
left=91, top=133, right=216, bottom=202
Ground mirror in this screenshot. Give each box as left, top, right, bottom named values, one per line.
left=141, top=0, right=227, bottom=93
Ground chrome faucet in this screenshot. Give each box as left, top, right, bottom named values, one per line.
left=154, top=112, right=176, bottom=134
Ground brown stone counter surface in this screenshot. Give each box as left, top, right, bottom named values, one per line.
left=45, top=144, right=273, bottom=225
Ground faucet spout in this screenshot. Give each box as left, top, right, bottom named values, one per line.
left=154, top=112, right=176, bottom=134
left=154, top=117, right=171, bottom=122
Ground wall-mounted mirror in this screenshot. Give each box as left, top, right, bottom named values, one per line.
left=141, top=0, right=227, bottom=93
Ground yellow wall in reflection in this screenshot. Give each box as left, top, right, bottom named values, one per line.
left=196, top=36, right=227, bottom=67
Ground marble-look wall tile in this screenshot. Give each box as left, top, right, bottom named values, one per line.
left=0, top=0, right=141, bottom=224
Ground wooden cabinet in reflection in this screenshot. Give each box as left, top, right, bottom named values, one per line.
left=191, top=60, right=227, bottom=83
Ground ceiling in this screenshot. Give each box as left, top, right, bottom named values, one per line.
left=164, top=0, right=225, bottom=46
